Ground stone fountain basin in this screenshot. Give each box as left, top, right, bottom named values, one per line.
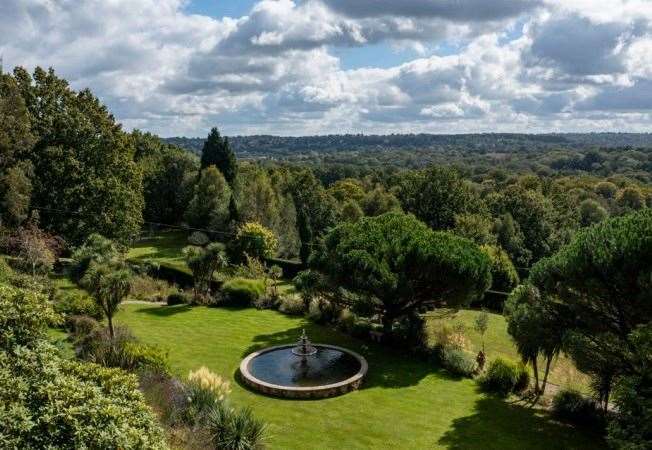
left=239, top=344, right=368, bottom=399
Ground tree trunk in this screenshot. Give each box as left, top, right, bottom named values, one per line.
left=107, top=315, right=115, bottom=340
left=532, top=357, right=540, bottom=394
left=382, top=314, right=394, bottom=341
left=541, top=356, right=552, bottom=395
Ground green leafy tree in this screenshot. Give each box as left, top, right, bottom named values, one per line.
left=504, top=284, right=564, bottom=395
left=360, top=186, right=401, bottom=217
left=71, top=233, right=120, bottom=280
left=200, top=127, right=237, bottom=185
left=616, top=186, right=645, bottom=212
left=289, top=169, right=338, bottom=263
left=0, top=73, right=34, bottom=171
left=138, top=136, right=198, bottom=225
left=341, top=199, right=364, bottom=223
left=311, top=212, right=492, bottom=335
left=579, top=198, right=608, bottom=226
left=81, top=262, right=133, bottom=339
left=237, top=168, right=279, bottom=230
left=454, top=213, right=497, bottom=246
left=530, top=208, right=652, bottom=369
left=594, top=181, right=618, bottom=199
left=15, top=226, right=55, bottom=276
left=397, top=166, right=484, bottom=231
left=0, top=283, right=166, bottom=449
left=0, top=161, right=32, bottom=227
left=328, top=179, right=365, bottom=203
left=11, top=67, right=143, bottom=243
left=607, top=325, right=652, bottom=449
left=493, top=212, right=532, bottom=267
left=488, top=185, right=555, bottom=264
left=185, top=166, right=231, bottom=230
left=228, top=222, right=278, bottom=264
left=474, top=310, right=489, bottom=353
left=530, top=209, right=652, bottom=414
left=480, top=245, right=519, bottom=293
left=183, top=243, right=227, bottom=298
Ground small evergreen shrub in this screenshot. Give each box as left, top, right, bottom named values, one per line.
left=188, top=231, right=209, bottom=246
left=130, top=274, right=172, bottom=302
left=0, top=256, right=13, bottom=281
left=514, top=363, right=530, bottom=392
left=221, top=278, right=265, bottom=306
left=552, top=389, right=603, bottom=428
left=279, top=294, right=306, bottom=316
left=77, top=325, right=169, bottom=375
left=479, top=358, right=521, bottom=396
left=441, top=347, right=476, bottom=378
left=53, top=291, right=104, bottom=325
left=167, top=291, right=191, bottom=306
left=206, top=403, right=267, bottom=450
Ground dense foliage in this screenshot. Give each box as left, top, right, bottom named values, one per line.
left=311, top=212, right=492, bottom=334
left=0, top=283, right=167, bottom=449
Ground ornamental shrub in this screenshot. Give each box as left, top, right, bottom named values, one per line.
left=441, top=347, right=476, bottom=378
left=0, top=345, right=167, bottom=449
left=221, top=278, right=265, bottom=306
left=552, top=389, right=603, bottom=428
left=0, top=283, right=60, bottom=351
left=228, top=222, right=278, bottom=263
left=514, top=363, right=530, bottom=393
left=206, top=403, right=267, bottom=450
left=167, top=291, right=192, bottom=306
left=479, top=358, right=521, bottom=396
left=279, top=294, right=306, bottom=316
left=0, top=282, right=167, bottom=449
left=53, top=290, right=104, bottom=326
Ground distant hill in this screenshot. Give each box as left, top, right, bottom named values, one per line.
left=163, top=133, right=652, bottom=157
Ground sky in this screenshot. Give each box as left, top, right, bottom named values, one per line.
left=2, top=1, right=652, bottom=137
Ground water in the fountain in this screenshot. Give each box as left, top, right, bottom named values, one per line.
left=247, top=330, right=361, bottom=387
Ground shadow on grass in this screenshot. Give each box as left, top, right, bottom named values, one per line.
left=241, top=321, right=457, bottom=390
left=134, top=304, right=193, bottom=317
left=438, top=394, right=606, bottom=450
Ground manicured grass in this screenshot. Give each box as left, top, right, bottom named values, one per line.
left=116, top=304, right=604, bottom=450
left=425, top=310, right=590, bottom=391
left=127, top=231, right=191, bottom=273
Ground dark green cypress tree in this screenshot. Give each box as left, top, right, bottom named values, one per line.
left=200, top=128, right=237, bottom=186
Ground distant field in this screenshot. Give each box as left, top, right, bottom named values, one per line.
left=127, top=230, right=191, bottom=273
left=116, top=304, right=604, bottom=450
left=425, top=310, right=590, bottom=391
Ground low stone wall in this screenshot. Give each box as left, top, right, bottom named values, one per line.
left=239, top=344, right=368, bottom=399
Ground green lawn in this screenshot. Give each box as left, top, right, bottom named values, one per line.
left=116, top=304, right=604, bottom=450
left=127, top=231, right=190, bottom=273
left=425, top=310, right=589, bottom=391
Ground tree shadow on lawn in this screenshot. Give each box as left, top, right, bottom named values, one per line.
left=240, top=321, right=458, bottom=391
left=438, top=393, right=606, bottom=450
left=133, top=304, right=193, bottom=317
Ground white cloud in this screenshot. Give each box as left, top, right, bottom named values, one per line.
left=1, top=0, right=652, bottom=136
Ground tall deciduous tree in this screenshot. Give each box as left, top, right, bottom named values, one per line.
left=311, top=212, right=492, bottom=335
left=397, top=165, right=484, bottom=231
left=11, top=67, right=143, bottom=243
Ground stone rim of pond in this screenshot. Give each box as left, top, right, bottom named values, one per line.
left=239, top=343, right=368, bottom=399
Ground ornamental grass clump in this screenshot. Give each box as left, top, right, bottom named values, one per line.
left=188, top=366, right=232, bottom=401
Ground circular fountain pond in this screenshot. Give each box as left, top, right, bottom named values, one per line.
left=239, top=330, right=368, bottom=399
